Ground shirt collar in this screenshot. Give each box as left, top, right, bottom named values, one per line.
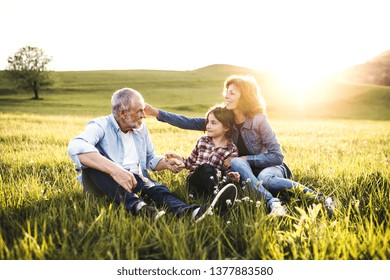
left=205, top=136, right=234, bottom=149
left=109, top=114, right=121, bottom=133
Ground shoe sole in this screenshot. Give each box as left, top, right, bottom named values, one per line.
left=211, top=183, right=237, bottom=215
left=154, top=210, right=166, bottom=221
left=269, top=207, right=287, bottom=216
left=195, top=183, right=237, bottom=223
left=324, top=196, right=337, bottom=217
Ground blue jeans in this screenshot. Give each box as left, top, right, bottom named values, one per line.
left=82, top=168, right=196, bottom=216
left=231, top=158, right=319, bottom=208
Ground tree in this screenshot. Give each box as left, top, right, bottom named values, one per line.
left=5, top=46, right=54, bottom=99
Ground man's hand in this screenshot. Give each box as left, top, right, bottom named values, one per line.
left=110, top=168, right=138, bottom=193
left=78, top=153, right=138, bottom=193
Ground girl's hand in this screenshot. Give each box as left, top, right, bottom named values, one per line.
left=223, top=157, right=233, bottom=170
left=165, top=152, right=183, bottom=161
left=227, top=171, right=240, bottom=182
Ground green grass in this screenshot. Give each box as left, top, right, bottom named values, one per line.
left=0, top=113, right=389, bottom=260
left=0, top=66, right=389, bottom=259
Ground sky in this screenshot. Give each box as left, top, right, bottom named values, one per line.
left=1, top=0, right=389, bottom=83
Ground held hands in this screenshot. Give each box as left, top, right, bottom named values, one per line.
left=165, top=152, right=185, bottom=173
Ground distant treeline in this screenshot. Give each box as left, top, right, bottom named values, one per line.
left=339, top=50, right=390, bottom=86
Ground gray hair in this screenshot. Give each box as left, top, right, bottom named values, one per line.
left=111, top=88, right=143, bottom=117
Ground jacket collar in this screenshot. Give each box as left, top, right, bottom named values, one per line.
left=242, top=118, right=253, bottom=129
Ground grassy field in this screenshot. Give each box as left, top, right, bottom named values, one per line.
left=0, top=67, right=389, bottom=260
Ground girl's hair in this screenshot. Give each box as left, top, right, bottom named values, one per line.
left=204, top=106, right=235, bottom=140
left=223, top=75, right=266, bottom=118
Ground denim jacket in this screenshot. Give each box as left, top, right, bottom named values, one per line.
left=68, top=114, right=163, bottom=179
left=158, top=110, right=290, bottom=176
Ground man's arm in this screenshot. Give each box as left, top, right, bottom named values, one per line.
left=78, top=152, right=137, bottom=193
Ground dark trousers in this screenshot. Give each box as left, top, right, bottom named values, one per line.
left=82, top=168, right=196, bottom=216
left=187, top=164, right=226, bottom=197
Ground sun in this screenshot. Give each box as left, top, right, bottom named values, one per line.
left=275, top=69, right=325, bottom=111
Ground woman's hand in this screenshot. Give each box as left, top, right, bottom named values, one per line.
left=144, top=103, right=159, bottom=117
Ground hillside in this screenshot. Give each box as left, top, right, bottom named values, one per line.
left=337, top=50, right=390, bottom=86
left=193, top=64, right=390, bottom=120
left=0, top=64, right=389, bottom=120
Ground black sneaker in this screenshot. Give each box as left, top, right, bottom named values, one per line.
left=193, top=183, right=237, bottom=223
left=136, top=205, right=165, bottom=221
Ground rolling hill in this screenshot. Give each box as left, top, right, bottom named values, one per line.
left=0, top=62, right=389, bottom=120
left=337, top=50, right=390, bottom=86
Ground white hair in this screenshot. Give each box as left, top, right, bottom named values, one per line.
left=111, top=88, right=143, bottom=117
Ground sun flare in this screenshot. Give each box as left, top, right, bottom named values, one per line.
left=274, top=68, right=327, bottom=110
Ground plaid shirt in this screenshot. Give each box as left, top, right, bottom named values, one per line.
left=184, top=136, right=238, bottom=172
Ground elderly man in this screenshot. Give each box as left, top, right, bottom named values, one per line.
left=68, top=88, right=237, bottom=221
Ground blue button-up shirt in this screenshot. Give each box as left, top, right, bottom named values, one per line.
left=68, top=114, right=163, bottom=179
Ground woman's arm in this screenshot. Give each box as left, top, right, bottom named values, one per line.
left=145, top=103, right=206, bottom=131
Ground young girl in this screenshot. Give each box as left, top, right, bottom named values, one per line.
left=167, top=106, right=240, bottom=198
